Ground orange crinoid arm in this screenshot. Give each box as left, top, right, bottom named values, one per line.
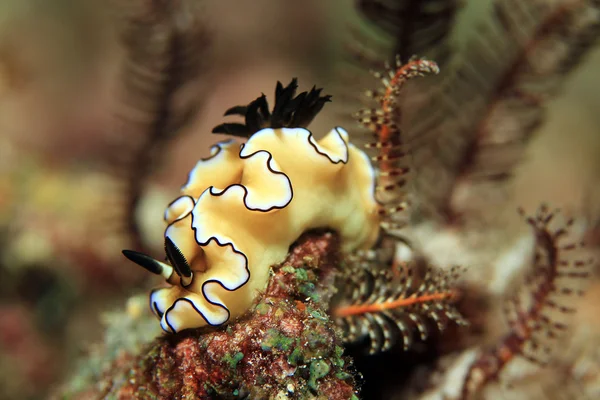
left=332, top=263, right=466, bottom=354
left=333, top=291, right=459, bottom=318
left=357, top=57, right=439, bottom=228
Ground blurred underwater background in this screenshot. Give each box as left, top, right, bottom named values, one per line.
left=1, top=0, right=600, bottom=399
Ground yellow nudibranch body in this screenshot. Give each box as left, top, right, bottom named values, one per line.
left=151, top=126, right=379, bottom=333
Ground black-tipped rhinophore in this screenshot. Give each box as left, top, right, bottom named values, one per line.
left=122, top=249, right=163, bottom=275
left=211, top=78, right=332, bottom=138
left=165, top=237, right=192, bottom=278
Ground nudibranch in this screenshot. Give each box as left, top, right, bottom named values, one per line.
left=123, top=79, right=380, bottom=333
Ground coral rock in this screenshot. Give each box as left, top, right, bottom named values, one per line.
left=62, top=232, right=358, bottom=400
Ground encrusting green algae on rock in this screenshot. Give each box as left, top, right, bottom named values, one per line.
left=60, top=232, right=359, bottom=399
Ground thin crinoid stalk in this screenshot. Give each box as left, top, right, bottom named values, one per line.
left=332, top=261, right=467, bottom=355
left=100, top=0, right=210, bottom=254
left=356, top=57, right=439, bottom=230
left=459, top=205, right=594, bottom=399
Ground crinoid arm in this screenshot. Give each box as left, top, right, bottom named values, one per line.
left=459, top=205, right=594, bottom=399
left=356, top=57, right=440, bottom=231
left=400, top=0, right=600, bottom=226
left=354, top=0, right=462, bottom=67
left=101, top=0, right=210, bottom=254
left=332, top=257, right=467, bottom=355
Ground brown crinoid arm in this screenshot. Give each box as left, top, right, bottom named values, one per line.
left=332, top=259, right=467, bottom=355
left=460, top=205, right=594, bottom=399
left=405, top=0, right=600, bottom=226
left=100, top=0, right=210, bottom=254
left=341, top=0, right=461, bottom=93
left=354, top=0, right=462, bottom=66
